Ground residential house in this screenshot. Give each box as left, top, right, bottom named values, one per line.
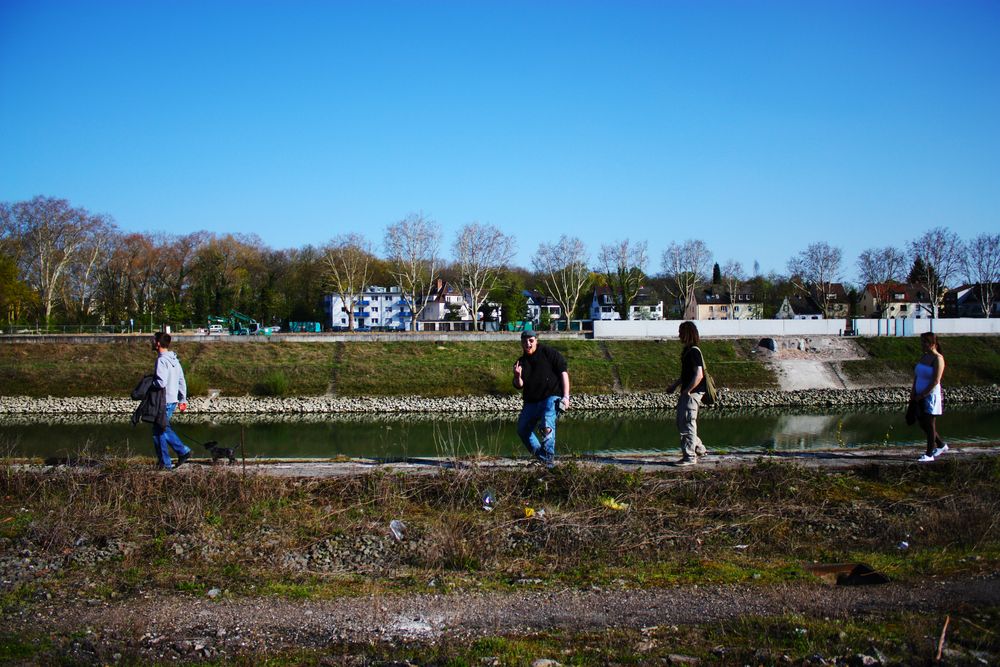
left=324, top=286, right=413, bottom=331
left=810, top=283, right=851, bottom=319
left=857, top=282, right=933, bottom=319
left=417, top=279, right=475, bottom=331
left=590, top=286, right=663, bottom=321
left=775, top=294, right=824, bottom=320
left=943, top=283, right=1000, bottom=318
left=524, top=290, right=562, bottom=327
left=686, top=285, right=763, bottom=320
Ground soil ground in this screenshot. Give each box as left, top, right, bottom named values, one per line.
left=762, top=337, right=894, bottom=391
left=10, top=576, right=999, bottom=663
left=6, top=445, right=999, bottom=665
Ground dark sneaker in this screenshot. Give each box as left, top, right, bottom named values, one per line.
left=176, top=452, right=191, bottom=467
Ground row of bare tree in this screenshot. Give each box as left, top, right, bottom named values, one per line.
left=2, top=196, right=997, bottom=327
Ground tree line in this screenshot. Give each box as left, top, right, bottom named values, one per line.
left=1, top=195, right=998, bottom=328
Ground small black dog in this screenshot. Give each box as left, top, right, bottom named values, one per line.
left=202, top=440, right=241, bottom=465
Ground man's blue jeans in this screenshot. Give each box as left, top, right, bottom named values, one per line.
left=153, top=402, right=192, bottom=469
left=516, top=395, right=559, bottom=465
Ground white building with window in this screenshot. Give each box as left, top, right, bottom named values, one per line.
left=323, top=286, right=414, bottom=331
left=590, top=286, right=663, bottom=321
left=524, top=290, right=562, bottom=326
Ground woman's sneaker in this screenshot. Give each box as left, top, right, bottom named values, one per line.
left=918, top=454, right=935, bottom=463
left=932, top=444, right=949, bottom=458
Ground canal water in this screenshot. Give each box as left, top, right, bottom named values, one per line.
left=2, top=404, right=999, bottom=461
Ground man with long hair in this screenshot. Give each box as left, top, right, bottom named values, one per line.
left=666, top=321, right=709, bottom=465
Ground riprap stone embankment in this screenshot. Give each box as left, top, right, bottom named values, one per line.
left=1, top=386, right=998, bottom=415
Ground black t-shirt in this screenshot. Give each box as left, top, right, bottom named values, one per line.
left=681, top=346, right=707, bottom=393
left=518, top=344, right=568, bottom=403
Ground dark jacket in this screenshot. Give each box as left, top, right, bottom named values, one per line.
left=131, top=373, right=166, bottom=428
left=517, top=344, right=568, bottom=404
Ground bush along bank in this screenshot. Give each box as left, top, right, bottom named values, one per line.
left=1, top=385, right=999, bottom=415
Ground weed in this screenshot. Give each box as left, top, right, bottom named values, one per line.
left=253, top=370, right=290, bottom=396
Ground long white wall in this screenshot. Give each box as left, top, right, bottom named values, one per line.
left=592, top=318, right=1000, bottom=339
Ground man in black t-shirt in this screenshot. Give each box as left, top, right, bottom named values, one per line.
left=512, top=330, right=570, bottom=468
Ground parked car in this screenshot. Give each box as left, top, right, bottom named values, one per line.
left=208, top=324, right=225, bottom=335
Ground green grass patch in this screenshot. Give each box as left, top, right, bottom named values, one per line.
left=0, top=337, right=784, bottom=397
left=847, top=335, right=1000, bottom=386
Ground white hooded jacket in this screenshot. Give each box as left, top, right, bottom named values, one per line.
left=154, top=350, right=187, bottom=404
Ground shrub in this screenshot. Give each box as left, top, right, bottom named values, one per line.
left=185, top=373, right=209, bottom=398
left=253, top=370, right=289, bottom=396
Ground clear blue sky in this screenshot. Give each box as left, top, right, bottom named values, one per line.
left=2, top=0, right=998, bottom=280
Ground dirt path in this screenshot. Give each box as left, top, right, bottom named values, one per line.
left=764, top=336, right=882, bottom=391
left=14, top=576, right=998, bottom=660
left=183, top=444, right=999, bottom=478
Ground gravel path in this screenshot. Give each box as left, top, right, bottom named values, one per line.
left=11, top=577, right=998, bottom=661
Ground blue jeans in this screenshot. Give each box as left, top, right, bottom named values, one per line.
left=517, top=395, right=559, bottom=465
left=153, top=402, right=192, bottom=468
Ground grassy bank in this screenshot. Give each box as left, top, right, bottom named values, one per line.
left=2, top=335, right=999, bottom=400
left=0, top=338, right=775, bottom=398
left=843, top=335, right=1000, bottom=386
left=1, top=457, right=998, bottom=664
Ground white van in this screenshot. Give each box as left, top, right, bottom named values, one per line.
left=208, top=324, right=225, bottom=335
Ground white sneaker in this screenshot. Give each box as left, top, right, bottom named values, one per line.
left=918, top=454, right=935, bottom=463
left=932, top=444, right=949, bottom=458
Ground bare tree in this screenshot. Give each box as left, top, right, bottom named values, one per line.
left=0, top=196, right=107, bottom=321
left=964, top=233, right=1000, bottom=318
left=598, top=239, right=648, bottom=320
left=787, top=242, right=843, bottom=318
left=532, top=235, right=591, bottom=325
left=452, top=223, right=516, bottom=331
left=909, top=227, right=965, bottom=317
left=856, top=245, right=908, bottom=315
left=324, top=234, right=375, bottom=332
left=156, top=232, right=208, bottom=310
left=661, top=240, right=712, bottom=313
left=384, top=213, right=441, bottom=331
left=720, top=259, right=748, bottom=310
left=95, top=232, right=157, bottom=326
left=61, top=215, right=117, bottom=322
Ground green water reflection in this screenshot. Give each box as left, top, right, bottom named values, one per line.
left=2, top=404, right=999, bottom=460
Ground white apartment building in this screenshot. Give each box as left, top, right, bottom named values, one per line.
left=323, top=286, right=414, bottom=331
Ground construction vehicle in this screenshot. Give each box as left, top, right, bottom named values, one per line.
left=208, top=311, right=274, bottom=336
left=229, top=310, right=274, bottom=336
